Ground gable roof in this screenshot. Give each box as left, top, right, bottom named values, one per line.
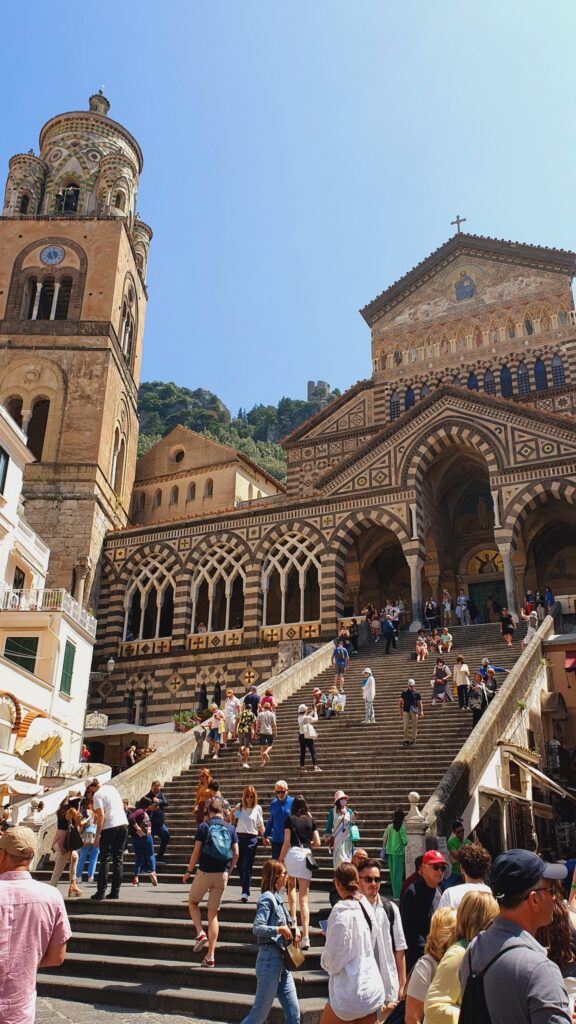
left=314, top=383, right=576, bottom=492
left=135, top=425, right=286, bottom=492
left=360, top=233, right=576, bottom=327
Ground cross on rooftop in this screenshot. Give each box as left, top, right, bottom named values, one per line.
left=451, top=214, right=466, bottom=234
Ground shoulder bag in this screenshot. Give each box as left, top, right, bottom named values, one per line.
left=64, top=821, right=83, bottom=852
left=276, top=894, right=306, bottom=971
left=292, top=818, right=319, bottom=874
left=302, top=721, right=318, bottom=739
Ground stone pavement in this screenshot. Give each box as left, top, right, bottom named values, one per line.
left=36, top=997, right=225, bottom=1024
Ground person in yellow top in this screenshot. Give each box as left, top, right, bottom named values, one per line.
left=424, top=889, right=498, bottom=1024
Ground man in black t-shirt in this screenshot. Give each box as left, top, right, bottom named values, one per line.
left=398, top=678, right=423, bottom=747
left=243, top=686, right=260, bottom=716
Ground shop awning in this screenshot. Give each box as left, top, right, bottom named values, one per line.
left=510, top=756, right=573, bottom=800
left=15, top=717, right=64, bottom=761
left=0, top=750, right=38, bottom=782
left=565, top=651, right=576, bottom=672
left=479, top=785, right=531, bottom=804
left=0, top=778, right=43, bottom=798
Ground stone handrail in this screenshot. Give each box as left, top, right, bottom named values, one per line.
left=256, top=639, right=335, bottom=704
left=422, top=616, right=555, bottom=837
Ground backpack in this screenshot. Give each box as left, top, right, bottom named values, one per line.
left=380, top=896, right=397, bottom=952
left=202, top=821, right=233, bottom=862
left=460, top=944, right=528, bottom=1024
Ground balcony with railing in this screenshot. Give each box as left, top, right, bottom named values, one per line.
left=0, top=588, right=97, bottom=638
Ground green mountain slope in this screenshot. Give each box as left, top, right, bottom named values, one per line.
left=137, top=381, right=340, bottom=482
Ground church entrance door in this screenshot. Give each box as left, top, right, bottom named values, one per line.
left=468, top=580, right=507, bottom=622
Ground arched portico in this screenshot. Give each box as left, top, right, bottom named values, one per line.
left=507, top=488, right=576, bottom=605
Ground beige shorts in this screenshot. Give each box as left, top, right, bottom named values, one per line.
left=188, top=869, right=228, bottom=911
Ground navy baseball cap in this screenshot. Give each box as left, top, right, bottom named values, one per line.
left=490, top=849, right=566, bottom=899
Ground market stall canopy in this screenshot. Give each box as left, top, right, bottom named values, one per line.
left=15, top=717, right=64, bottom=761
left=510, top=754, right=574, bottom=800
left=0, top=749, right=38, bottom=782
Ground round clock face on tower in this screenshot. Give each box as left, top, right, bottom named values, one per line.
left=40, top=245, right=65, bottom=266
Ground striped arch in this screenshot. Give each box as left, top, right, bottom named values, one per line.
left=502, top=480, right=576, bottom=543
left=401, top=419, right=504, bottom=491
left=321, top=508, right=412, bottom=633
left=252, top=519, right=328, bottom=563
left=184, top=530, right=253, bottom=572
left=249, top=521, right=328, bottom=632
left=117, top=541, right=183, bottom=584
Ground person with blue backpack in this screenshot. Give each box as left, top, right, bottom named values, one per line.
left=183, top=796, right=239, bottom=968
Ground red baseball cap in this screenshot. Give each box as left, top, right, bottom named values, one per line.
left=422, top=849, right=448, bottom=867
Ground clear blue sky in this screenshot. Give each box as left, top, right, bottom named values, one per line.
left=2, top=2, right=574, bottom=412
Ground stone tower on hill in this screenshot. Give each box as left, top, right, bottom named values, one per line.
left=0, top=92, right=152, bottom=607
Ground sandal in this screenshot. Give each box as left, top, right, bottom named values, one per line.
left=201, top=956, right=215, bottom=968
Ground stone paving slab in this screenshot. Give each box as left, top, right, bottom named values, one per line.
left=36, top=996, right=226, bottom=1024
left=55, top=876, right=329, bottom=909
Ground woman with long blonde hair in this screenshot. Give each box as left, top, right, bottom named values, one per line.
left=234, top=785, right=265, bottom=901
left=194, top=767, right=212, bottom=826
left=404, top=907, right=457, bottom=1024
left=424, top=890, right=499, bottom=1023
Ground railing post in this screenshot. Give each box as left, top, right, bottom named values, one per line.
left=404, top=790, right=427, bottom=875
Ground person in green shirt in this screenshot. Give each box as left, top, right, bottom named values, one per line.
left=445, top=819, right=472, bottom=889
left=381, top=807, right=407, bottom=899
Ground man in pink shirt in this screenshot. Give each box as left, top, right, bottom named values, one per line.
left=0, top=825, right=71, bottom=1024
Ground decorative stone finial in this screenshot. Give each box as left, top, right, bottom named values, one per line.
left=89, top=92, right=110, bottom=116
left=406, top=791, right=424, bottom=821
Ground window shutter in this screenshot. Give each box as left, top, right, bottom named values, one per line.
left=4, top=635, right=39, bottom=672
left=60, top=640, right=76, bottom=695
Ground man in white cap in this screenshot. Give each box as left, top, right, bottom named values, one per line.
left=361, top=667, right=376, bottom=723
left=0, top=825, right=71, bottom=1024
left=398, top=678, right=424, bottom=747
left=297, top=703, right=322, bottom=773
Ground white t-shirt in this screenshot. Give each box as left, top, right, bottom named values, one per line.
left=371, top=898, right=408, bottom=1002
left=93, top=785, right=128, bottom=829
left=438, top=881, right=492, bottom=910
left=235, top=803, right=264, bottom=835
left=406, top=952, right=438, bottom=1002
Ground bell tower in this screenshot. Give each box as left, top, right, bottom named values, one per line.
left=0, top=93, right=152, bottom=606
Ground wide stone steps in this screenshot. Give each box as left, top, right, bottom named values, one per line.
left=38, top=623, right=523, bottom=1021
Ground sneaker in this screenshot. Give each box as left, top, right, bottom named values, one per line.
left=105, top=893, right=120, bottom=900
left=193, top=932, right=208, bottom=953
left=241, top=894, right=248, bottom=902
left=201, top=956, right=215, bottom=968
left=313, top=765, right=322, bottom=772
left=87, top=876, right=95, bottom=884
left=402, top=740, right=410, bottom=747
left=242, top=762, right=250, bottom=769
left=212, top=754, right=219, bottom=760
left=90, top=893, right=105, bottom=901
left=300, top=936, right=311, bottom=950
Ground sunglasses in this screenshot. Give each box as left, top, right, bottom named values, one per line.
left=360, top=875, right=381, bottom=883
left=275, top=789, right=287, bottom=795
left=429, top=864, right=446, bottom=872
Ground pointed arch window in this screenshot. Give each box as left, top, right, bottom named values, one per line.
left=187, top=482, right=196, bottom=501
left=262, top=532, right=321, bottom=626
left=500, top=366, right=513, bottom=398
left=467, top=372, right=479, bottom=390
left=552, top=354, right=566, bottom=388
left=169, top=485, right=179, bottom=505
left=524, top=316, right=534, bottom=336
left=558, top=309, right=568, bottom=327
left=483, top=369, right=496, bottom=395
left=517, top=361, right=530, bottom=396
left=405, top=386, right=415, bottom=411
left=420, top=383, right=430, bottom=399
left=534, top=358, right=548, bottom=392
left=114, top=191, right=126, bottom=211
left=124, top=555, right=176, bottom=640
left=19, top=193, right=31, bottom=214
left=204, top=478, right=214, bottom=498
left=132, top=492, right=145, bottom=515
left=451, top=376, right=461, bottom=388
left=507, top=319, right=516, bottom=339
left=379, top=352, right=387, bottom=370
left=55, top=184, right=80, bottom=214
left=191, top=541, right=249, bottom=633
left=390, top=391, right=400, bottom=420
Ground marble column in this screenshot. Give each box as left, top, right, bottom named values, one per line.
left=73, top=557, right=92, bottom=607
left=497, top=543, right=518, bottom=616
left=406, top=554, right=424, bottom=631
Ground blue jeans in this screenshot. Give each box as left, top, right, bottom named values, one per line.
left=240, top=944, right=300, bottom=1024
left=76, top=843, right=99, bottom=880
left=132, top=834, right=157, bottom=877
left=152, top=822, right=170, bottom=858
left=238, top=834, right=258, bottom=897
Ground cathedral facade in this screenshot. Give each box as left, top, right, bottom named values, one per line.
left=92, top=235, right=576, bottom=724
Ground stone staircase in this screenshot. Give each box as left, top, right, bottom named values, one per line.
left=37, top=623, right=523, bottom=1022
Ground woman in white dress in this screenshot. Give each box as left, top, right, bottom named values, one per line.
left=324, top=790, right=357, bottom=868
left=280, top=794, right=321, bottom=950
